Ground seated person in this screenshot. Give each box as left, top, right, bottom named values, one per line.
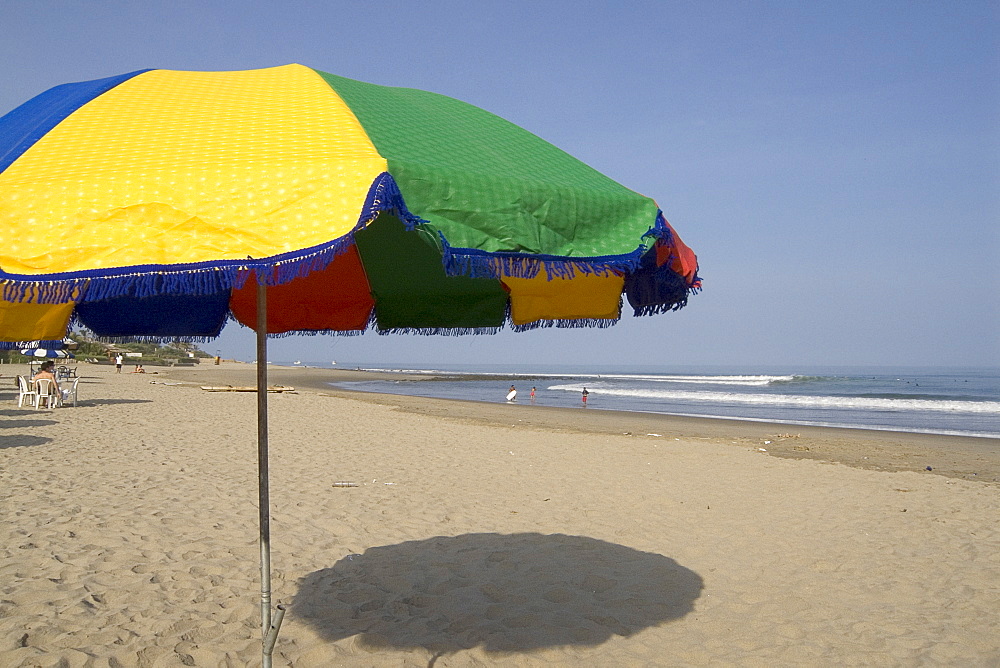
left=32, top=360, right=66, bottom=401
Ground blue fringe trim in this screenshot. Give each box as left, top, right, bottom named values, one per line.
left=1, top=280, right=86, bottom=305
left=625, top=264, right=700, bottom=317
left=0, top=173, right=426, bottom=304
left=0, top=338, right=67, bottom=350
left=632, top=301, right=685, bottom=317
left=232, top=236, right=355, bottom=290
left=622, top=213, right=702, bottom=317
left=437, top=210, right=667, bottom=281
left=375, top=325, right=504, bottom=336
left=221, top=169, right=425, bottom=288
left=441, top=238, right=647, bottom=281
left=266, top=328, right=368, bottom=338
left=555, top=315, right=621, bottom=329
left=644, top=211, right=674, bottom=243
left=363, top=172, right=428, bottom=231
left=83, top=334, right=222, bottom=345
left=510, top=316, right=621, bottom=333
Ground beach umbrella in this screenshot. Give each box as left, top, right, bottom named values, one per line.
left=18, top=347, right=73, bottom=358
left=0, top=64, right=700, bottom=664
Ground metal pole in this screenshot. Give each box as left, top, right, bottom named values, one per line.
left=256, top=279, right=282, bottom=667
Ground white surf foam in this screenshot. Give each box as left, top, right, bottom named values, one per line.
left=546, top=385, right=1000, bottom=414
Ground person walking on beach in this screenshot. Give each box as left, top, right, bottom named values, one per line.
left=581, top=387, right=589, bottom=406
left=114, top=354, right=123, bottom=373
left=507, top=385, right=517, bottom=402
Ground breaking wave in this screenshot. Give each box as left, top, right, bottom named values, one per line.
left=547, top=385, right=1000, bottom=414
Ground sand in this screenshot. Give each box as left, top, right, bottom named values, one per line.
left=168, top=364, right=1000, bottom=483
left=1, top=362, right=998, bottom=667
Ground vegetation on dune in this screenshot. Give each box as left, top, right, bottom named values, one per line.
left=0, top=331, right=212, bottom=366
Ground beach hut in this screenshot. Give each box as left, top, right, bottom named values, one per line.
left=0, top=65, right=700, bottom=665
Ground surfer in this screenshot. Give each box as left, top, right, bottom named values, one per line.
left=507, top=385, right=517, bottom=402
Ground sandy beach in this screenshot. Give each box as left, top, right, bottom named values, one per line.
left=1, top=362, right=998, bottom=666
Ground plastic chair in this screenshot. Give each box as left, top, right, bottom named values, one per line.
left=62, top=377, right=81, bottom=407
left=34, top=378, right=59, bottom=409
left=17, top=375, right=37, bottom=408
left=56, top=365, right=70, bottom=380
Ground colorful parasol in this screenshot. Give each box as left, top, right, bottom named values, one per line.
left=18, top=347, right=73, bottom=358
left=0, top=65, right=700, bottom=664
left=0, top=64, right=698, bottom=341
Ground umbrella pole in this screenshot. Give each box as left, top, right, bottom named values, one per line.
left=256, top=280, right=284, bottom=666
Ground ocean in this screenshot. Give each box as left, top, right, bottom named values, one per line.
left=310, top=364, right=1000, bottom=439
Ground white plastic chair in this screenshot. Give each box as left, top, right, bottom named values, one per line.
left=17, top=375, right=37, bottom=408
left=62, top=377, right=81, bottom=407
left=34, top=378, right=59, bottom=409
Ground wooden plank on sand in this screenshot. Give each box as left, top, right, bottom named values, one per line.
left=200, top=385, right=295, bottom=393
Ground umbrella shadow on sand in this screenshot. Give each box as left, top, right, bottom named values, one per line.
left=0, top=419, right=58, bottom=429
left=293, top=532, right=702, bottom=659
left=0, top=434, right=51, bottom=449
left=0, top=406, right=44, bottom=417
left=71, top=398, right=154, bottom=408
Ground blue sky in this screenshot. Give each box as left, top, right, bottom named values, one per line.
left=3, top=1, right=997, bottom=368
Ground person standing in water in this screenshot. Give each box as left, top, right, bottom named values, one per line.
left=530, top=386, right=536, bottom=403
left=507, top=385, right=517, bottom=402
left=581, top=387, right=589, bottom=406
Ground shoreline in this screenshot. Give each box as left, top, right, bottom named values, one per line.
left=159, top=363, right=1000, bottom=483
